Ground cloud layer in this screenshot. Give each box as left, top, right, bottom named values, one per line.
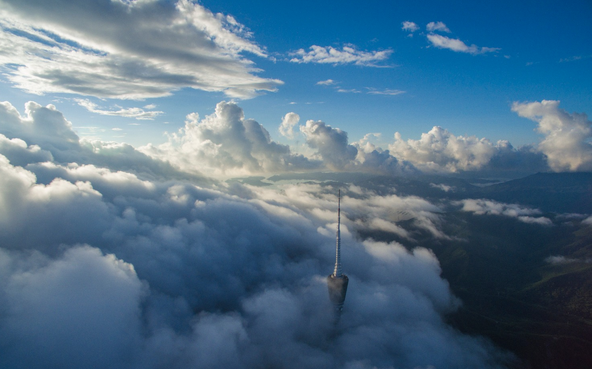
left=0, top=99, right=514, bottom=368
left=0, top=0, right=282, bottom=99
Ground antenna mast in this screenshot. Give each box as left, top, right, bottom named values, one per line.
left=333, top=189, right=342, bottom=277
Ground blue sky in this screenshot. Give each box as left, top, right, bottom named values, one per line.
left=0, top=0, right=590, bottom=159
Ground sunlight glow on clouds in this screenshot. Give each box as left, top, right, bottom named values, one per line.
left=279, top=112, right=300, bottom=139
left=512, top=100, right=592, bottom=172
left=0, top=0, right=282, bottom=99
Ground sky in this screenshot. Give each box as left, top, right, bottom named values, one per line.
left=0, top=0, right=590, bottom=154
left=1, top=1, right=592, bottom=368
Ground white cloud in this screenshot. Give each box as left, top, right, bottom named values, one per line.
left=430, top=183, right=454, bottom=192
left=300, top=120, right=359, bottom=170
left=75, top=99, right=163, bottom=120
left=0, top=0, right=282, bottom=99
left=366, top=88, right=406, bottom=96
left=389, top=126, right=499, bottom=172
left=141, top=101, right=318, bottom=176
left=426, top=21, right=451, bottom=33
left=402, top=21, right=419, bottom=32
left=299, top=120, right=416, bottom=175
left=316, top=79, right=336, bottom=86
left=455, top=199, right=552, bottom=226
left=0, top=245, right=143, bottom=368
left=427, top=34, right=499, bottom=55
left=0, top=98, right=516, bottom=368
left=279, top=112, right=300, bottom=139
left=337, top=88, right=362, bottom=93
left=512, top=100, right=592, bottom=172
left=289, top=45, right=392, bottom=67
left=0, top=100, right=195, bottom=180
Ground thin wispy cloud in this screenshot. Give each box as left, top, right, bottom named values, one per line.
left=403, top=20, right=500, bottom=56
left=75, top=99, right=164, bottom=120
left=427, top=34, right=500, bottom=55
left=455, top=199, right=553, bottom=226
left=316, top=79, right=337, bottom=86
left=337, top=88, right=362, bottom=93
left=367, top=88, right=406, bottom=96
left=289, top=45, right=392, bottom=67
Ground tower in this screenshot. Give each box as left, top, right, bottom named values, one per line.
left=327, top=190, right=349, bottom=314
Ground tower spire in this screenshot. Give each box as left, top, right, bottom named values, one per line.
left=327, top=189, right=348, bottom=316
left=333, top=189, right=342, bottom=277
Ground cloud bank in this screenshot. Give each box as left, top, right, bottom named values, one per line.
left=0, top=0, right=282, bottom=99
left=0, top=100, right=516, bottom=368
left=2, top=98, right=588, bottom=179
left=388, top=126, right=545, bottom=174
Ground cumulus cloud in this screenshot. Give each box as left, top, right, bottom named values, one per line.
left=289, top=45, right=393, bottom=67
left=300, top=120, right=358, bottom=169
left=388, top=126, right=548, bottom=174
left=455, top=199, right=553, bottom=226
left=139, top=101, right=414, bottom=177
left=279, top=112, right=300, bottom=139
left=75, top=99, right=164, bottom=120
left=402, top=21, right=420, bottom=32
left=141, top=101, right=318, bottom=176
left=427, top=34, right=499, bottom=55
left=0, top=0, right=282, bottom=99
left=512, top=100, right=592, bottom=172
left=389, top=126, right=501, bottom=172
left=427, top=21, right=451, bottom=33
left=0, top=100, right=200, bottom=180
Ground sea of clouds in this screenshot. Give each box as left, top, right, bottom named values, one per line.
left=0, top=100, right=532, bottom=368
